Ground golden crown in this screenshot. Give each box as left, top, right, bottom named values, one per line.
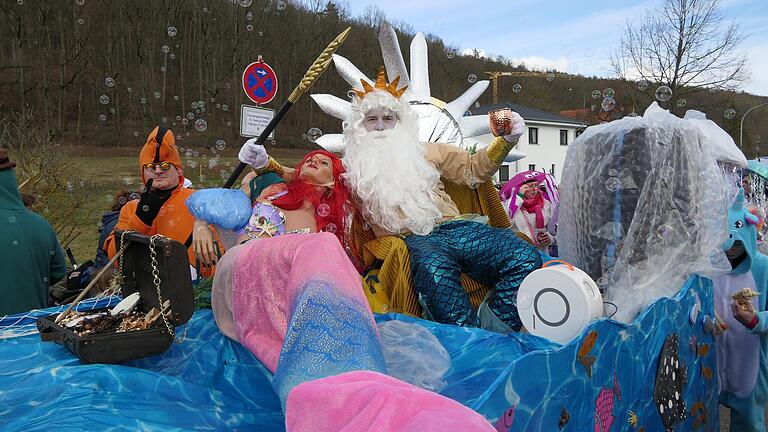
left=354, top=66, right=408, bottom=99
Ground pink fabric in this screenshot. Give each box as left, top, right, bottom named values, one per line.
left=521, top=193, right=546, bottom=228
left=499, top=170, right=558, bottom=219
left=285, top=371, right=496, bottom=432
left=231, top=232, right=369, bottom=373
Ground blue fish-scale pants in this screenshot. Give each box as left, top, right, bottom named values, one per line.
left=403, top=220, right=542, bottom=330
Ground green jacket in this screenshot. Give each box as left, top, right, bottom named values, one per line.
left=0, top=167, right=66, bottom=315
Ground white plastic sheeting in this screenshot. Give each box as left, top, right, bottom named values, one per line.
left=559, top=103, right=731, bottom=322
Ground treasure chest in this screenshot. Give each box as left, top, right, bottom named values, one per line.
left=36, top=232, right=194, bottom=364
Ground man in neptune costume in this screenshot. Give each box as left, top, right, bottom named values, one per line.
left=716, top=188, right=768, bottom=432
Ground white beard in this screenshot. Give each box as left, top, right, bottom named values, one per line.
left=342, top=122, right=443, bottom=236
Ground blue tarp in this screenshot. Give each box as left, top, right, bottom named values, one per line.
left=0, top=276, right=718, bottom=431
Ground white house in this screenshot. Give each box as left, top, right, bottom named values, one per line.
left=470, top=102, right=588, bottom=183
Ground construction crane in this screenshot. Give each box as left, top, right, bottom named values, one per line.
left=485, top=71, right=571, bottom=104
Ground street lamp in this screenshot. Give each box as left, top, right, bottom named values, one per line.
left=740, top=103, right=768, bottom=149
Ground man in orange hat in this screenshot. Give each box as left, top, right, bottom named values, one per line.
left=103, top=126, right=216, bottom=277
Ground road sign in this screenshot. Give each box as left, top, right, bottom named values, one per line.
left=240, top=104, right=275, bottom=139
left=242, top=61, right=278, bottom=105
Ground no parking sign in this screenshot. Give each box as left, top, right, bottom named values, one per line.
left=242, top=60, right=278, bottom=105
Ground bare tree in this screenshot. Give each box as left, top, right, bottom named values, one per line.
left=611, top=0, right=750, bottom=97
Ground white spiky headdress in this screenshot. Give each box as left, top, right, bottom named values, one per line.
left=310, top=25, right=525, bottom=163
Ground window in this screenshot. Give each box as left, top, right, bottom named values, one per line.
left=528, top=127, right=538, bottom=145
left=560, top=129, right=568, bottom=146
left=575, top=128, right=584, bottom=138
left=528, top=164, right=536, bottom=171
left=550, top=164, right=555, bottom=175
left=499, top=165, right=510, bottom=182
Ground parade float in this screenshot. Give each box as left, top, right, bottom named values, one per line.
left=0, top=26, right=752, bottom=432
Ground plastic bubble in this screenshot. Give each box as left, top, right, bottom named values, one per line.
left=512, top=83, right=522, bottom=93
left=656, top=224, right=673, bottom=239
left=140, top=97, right=147, bottom=104
left=724, top=108, right=736, bottom=120
left=169, top=53, right=176, bottom=60
left=105, top=77, right=115, bottom=87
left=9, top=216, right=17, bottom=223
left=246, top=11, right=253, bottom=20
left=154, top=91, right=161, bottom=99
left=247, top=24, right=254, bottom=32
left=601, top=98, right=616, bottom=111
left=307, top=127, right=323, bottom=143
left=324, top=223, right=337, bottom=233
left=98, top=114, right=107, bottom=121
left=215, top=139, right=226, bottom=150
left=99, top=95, right=109, bottom=105
left=316, top=203, right=331, bottom=217
left=655, top=85, right=672, bottom=102
left=277, top=0, right=286, bottom=11
left=602, top=88, right=615, bottom=99
left=676, top=99, right=686, bottom=108
left=194, top=119, right=207, bottom=132
left=546, top=73, right=555, bottom=82
left=605, top=177, right=621, bottom=191
left=467, top=74, right=477, bottom=84
left=141, top=205, right=150, bottom=212
left=77, top=18, right=84, bottom=25
left=167, top=26, right=177, bottom=37
left=161, top=44, right=170, bottom=54
left=76, top=0, right=85, bottom=4
left=637, top=80, right=649, bottom=91
left=446, top=50, right=455, bottom=59
left=186, top=112, right=195, bottom=120
left=181, top=118, right=189, bottom=126
left=222, top=104, right=229, bottom=111
left=591, top=90, right=601, bottom=99
left=118, top=197, right=127, bottom=205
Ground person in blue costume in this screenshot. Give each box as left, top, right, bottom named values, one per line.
left=715, top=188, right=768, bottom=432
left=340, top=69, right=542, bottom=332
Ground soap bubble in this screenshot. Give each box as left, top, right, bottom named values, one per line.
left=656, top=224, right=673, bottom=240
left=317, top=204, right=330, bottom=217
left=546, top=73, right=555, bottom=82
left=324, top=223, right=337, bottom=233
left=161, top=44, right=170, bottom=54
left=467, top=74, right=477, bottom=84
left=603, top=88, right=615, bottom=98
left=194, top=119, right=208, bottom=132
left=307, top=127, right=323, bottom=143
left=246, top=11, right=253, bottom=20
left=193, top=150, right=200, bottom=157
left=98, top=114, right=107, bottom=121
left=676, top=99, right=687, bottom=108
left=191, top=101, right=199, bottom=109
left=601, top=98, right=616, bottom=111
left=122, top=176, right=134, bottom=185
left=277, top=1, right=287, bottom=11
left=655, top=86, right=672, bottom=102
left=446, top=50, right=455, bottom=59
left=99, top=95, right=110, bottom=105
left=186, top=112, right=195, bottom=120
left=512, top=83, right=522, bottom=93
left=167, top=26, right=177, bottom=37
left=105, top=77, right=115, bottom=87
left=153, top=91, right=161, bottom=99
left=77, top=18, right=84, bottom=25
left=258, top=31, right=264, bottom=37
left=169, top=53, right=176, bottom=60
left=660, top=166, right=675, bottom=179
left=110, top=108, right=116, bottom=114
left=129, top=193, right=140, bottom=201
left=175, top=115, right=182, bottom=121
left=160, top=66, right=166, bottom=73
left=238, top=0, right=252, bottom=7
left=142, top=205, right=150, bottom=212
left=133, top=131, right=140, bottom=137
left=181, top=118, right=189, bottom=126
left=17, top=0, right=22, bottom=5
left=76, top=0, right=85, bottom=4
left=637, top=80, right=649, bottom=91
left=118, top=197, right=127, bottom=205
left=222, top=104, right=229, bottom=111
left=724, top=108, right=736, bottom=120
left=139, top=97, right=147, bottom=104
left=202, top=7, right=208, bottom=13
left=246, top=24, right=254, bottom=32
left=215, top=140, right=226, bottom=150
left=591, top=90, right=601, bottom=99
left=605, top=177, right=621, bottom=191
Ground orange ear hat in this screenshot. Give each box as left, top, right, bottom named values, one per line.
left=138, top=126, right=183, bottom=183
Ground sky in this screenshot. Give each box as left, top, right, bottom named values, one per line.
left=344, top=0, right=768, bottom=96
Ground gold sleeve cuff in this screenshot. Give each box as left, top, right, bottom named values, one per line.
left=254, top=157, right=286, bottom=178
left=486, top=136, right=517, bottom=165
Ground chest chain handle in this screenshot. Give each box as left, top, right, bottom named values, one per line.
left=149, top=234, right=187, bottom=343
left=115, top=230, right=135, bottom=297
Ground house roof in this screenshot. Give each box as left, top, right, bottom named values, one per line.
left=470, top=102, right=588, bottom=127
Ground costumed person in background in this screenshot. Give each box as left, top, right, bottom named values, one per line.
left=499, top=170, right=558, bottom=254
left=94, top=191, right=132, bottom=269
left=193, top=145, right=493, bottom=432
left=714, top=189, right=768, bottom=432
left=103, top=126, right=217, bottom=278
left=340, top=68, right=541, bottom=332
left=0, top=149, right=67, bottom=315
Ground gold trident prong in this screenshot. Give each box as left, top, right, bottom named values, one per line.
left=288, top=26, right=352, bottom=103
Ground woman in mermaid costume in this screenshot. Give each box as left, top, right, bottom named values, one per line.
left=188, top=145, right=495, bottom=431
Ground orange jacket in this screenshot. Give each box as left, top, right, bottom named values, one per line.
left=103, top=186, right=215, bottom=278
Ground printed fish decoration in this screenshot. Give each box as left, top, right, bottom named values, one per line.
left=594, top=373, right=622, bottom=432
left=690, top=401, right=707, bottom=429
left=701, top=366, right=713, bottom=380
left=559, top=407, right=570, bottom=429
left=697, top=343, right=709, bottom=357
left=653, top=334, right=687, bottom=432
left=627, top=410, right=638, bottom=427
left=578, top=330, right=598, bottom=378
left=494, top=406, right=516, bottom=432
